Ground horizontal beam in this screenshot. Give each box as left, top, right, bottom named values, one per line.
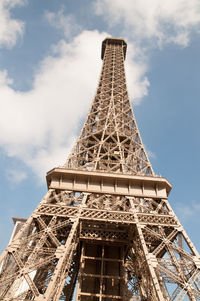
left=46, top=168, right=171, bottom=199
left=36, top=204, right=178, bottom=227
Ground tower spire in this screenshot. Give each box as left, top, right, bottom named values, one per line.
left=66, top=38, right=153, bottom=175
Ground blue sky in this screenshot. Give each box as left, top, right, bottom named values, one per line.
left=0, top=0, right=200, bottom=253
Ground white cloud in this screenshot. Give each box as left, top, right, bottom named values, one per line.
left=125, top=42, right=149, bottom=103
left=0, top=70, right=13, bottom=85
left=44, top=7, right=81, bottom=38
left=95, top=0, right=200, bottom=47
left=44, top=7, right=150, bottom=102
left=0, top=29, right=152, bottom=182
left=0, top=30, right=105, bottom=180
left=0, top=0, right=26, bottom=48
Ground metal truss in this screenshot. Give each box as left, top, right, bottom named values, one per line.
left=65, top=38, right=153, bottom=176
left=0, top=38, right=200, bottom=300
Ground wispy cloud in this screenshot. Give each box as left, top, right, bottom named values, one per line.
left=94, top=0, right=200, bottom=47
left=175, top=200, right=200, bottom=221
left=44, top=7, right=81, bottom=39
left=0, top=0, right=26, bottom=48
left=6, top=168, right=27, bottom=184
left=144, top=145, right=156, bottom=159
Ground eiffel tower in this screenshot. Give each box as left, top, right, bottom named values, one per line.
left=0, top=37, right=200, bottom=301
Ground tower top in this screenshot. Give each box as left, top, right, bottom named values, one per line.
left=101, top=37, right=127, bottom=60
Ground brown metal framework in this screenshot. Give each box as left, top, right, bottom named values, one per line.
left=0, top=37, right=200, bottom=301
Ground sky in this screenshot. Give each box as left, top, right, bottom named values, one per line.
left=0, top=0, right=200, bottom=253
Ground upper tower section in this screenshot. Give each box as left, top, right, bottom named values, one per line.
left=65, top=38, right=153, bottom=176
left=101, top=38, right=127, bottom=60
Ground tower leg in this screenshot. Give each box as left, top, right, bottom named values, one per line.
left=37, top=218, right=79, bottom=301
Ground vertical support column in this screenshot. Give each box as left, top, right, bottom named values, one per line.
left=129, top=197, right=164, bottom=301
left=136, top=224, right=164, bottom=301
left=37, top=193, right=89, bottom=301
left=99, top=245, right=104, bottom=301
left=0, top=189, right=53, bottom=265
left=75, top=243, right=85, bottom=301
left=39, top=218, right=79, bottom=301
left=120, top=246, right=126, bottom=300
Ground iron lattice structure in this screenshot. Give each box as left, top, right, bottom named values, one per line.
left=0, top=38, right=200, bottom=301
